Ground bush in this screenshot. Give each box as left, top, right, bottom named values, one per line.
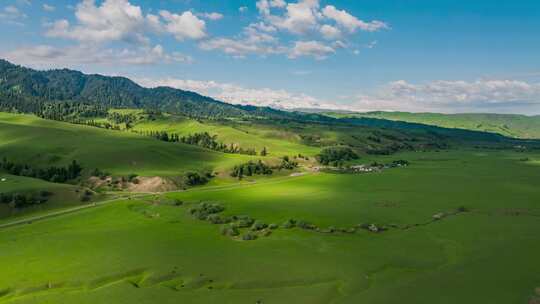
left=251, top=221, right=268, bottom=231
left=281, top=219, right=296, bottom=229
left=242, top=233, right=257, bottom=241
left=184, top=172, right=210, bottom=186
left=457, top=206, right=468, bottom=212
left=235, top=216, right=255, bottom=228
left=268, top=223, right=278, bottom=230
left=231, top=160, right=273, bottom=179
left=297, top=220, right=316, bottom=230
left=220, top=224, right=240, bottom=237
left=317, top=147, right=359, bottom=166
left=190, top=202, right=225, bottom=220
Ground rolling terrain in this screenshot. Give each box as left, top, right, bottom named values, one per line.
left=1, top=61, right=540, bottom=304
left=329, top=111, right=540, bottom=139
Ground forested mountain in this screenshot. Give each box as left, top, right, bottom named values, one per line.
left=329, top=111, right=540, bottom=139
left=0, top=59, right=325, bottom=120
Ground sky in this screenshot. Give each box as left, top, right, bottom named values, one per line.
left=1, top=0, right=540, bottom=114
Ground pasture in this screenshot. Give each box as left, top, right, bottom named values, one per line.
left=1, top=150, right=539, bottom=303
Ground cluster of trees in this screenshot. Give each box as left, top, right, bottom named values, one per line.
left=317, top=147, right=359, bottom=166
left=37, top=102, right=108, bottom=121
left=366, top=142, right=414, bottom=155
left=107, top=112, right=138, bottom=128
left=1, top=158, right=83, bottom=183
left=183, top=171, right=212, bottom=186
left=140, top=130, right=261, bottom=156
left=0, top=191, right=51, bottom=208
left=179, top=132, right=260, bottom=155
left=279, top=156, right=298, bottom=170
left=231, top=160, right=273, bottom=179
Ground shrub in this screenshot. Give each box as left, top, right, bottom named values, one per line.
left=190, top=202, right=225, bottom=220
left=317, top=147, right=359, bottom=166
left=235, top=216, right=254, bottom=228
left=281, top=219, right=296, bottom=229
left=184, top=172, right=210, bottom=186
left=220, top=224, right=240, bottom=237
left=268, top=223, right=278, bottom=230
left=251, top=221, right=268, bottom=231
left=297, top=220, right=316, bottom=230
left=242, top=233, right=257, bottom=241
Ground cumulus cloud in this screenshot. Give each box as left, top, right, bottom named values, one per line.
left=46, top=0, right=153, bottom=44
left=42, top=4, right=55, bottom=12
left=0, top=5, right=27, bottom=26
left=289, top=40, right=334, bottom=59
left=1, top=44, right=191, bottom=69
left=132, top=77, right=540, bottom=114
left=348, top=79, right=540, bottom=113
left=135, top=77, right=343, bottom=110
left=322, top=5, right=388, bottom=32
left=199, top=22, right=286, bottom=57
left=198, top=12, right=224, bottom=21
left=320, top=24, right=341, bottom=40
left=159, top=10, right=206, bottom=41
left=45, top=0, right=207, bottom=44
left=204, top=0, right=388, bottom=59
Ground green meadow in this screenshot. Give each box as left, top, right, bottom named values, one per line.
left=0, top=112, right=250, bottom=177
left=1, top=150, right=539, bottom=303
left=0, top=174, right=87, bottom=220
left=332, top=111, right=540, bottom=139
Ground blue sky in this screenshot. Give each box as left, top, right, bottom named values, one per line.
left=1, top=0, right=539, bottom=114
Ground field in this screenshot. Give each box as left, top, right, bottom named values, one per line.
left=0, top=113, right=250, bottom=177
left=1, top=150, right=539, bottom=303
left=331, top=112, right=540, bottom=139
left=0, top=174, right=87, bottom=220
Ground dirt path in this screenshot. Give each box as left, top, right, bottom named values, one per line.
left=0, top=173, right=313, bottom=230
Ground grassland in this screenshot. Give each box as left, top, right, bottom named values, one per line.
left=0, top=112, right=250, bottom=177
left=1, top=150, right=539, bottom=303
left=331, top=111, right=540, bottom=139
left=0, top=173, right=88, bottom=220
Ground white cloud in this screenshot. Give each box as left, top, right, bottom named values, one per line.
left=348, top=79, right=540, bottom=113
left=289, top=40, right=334, bottom=59
left=45, top=0, right=207, bottom=44
left=320, top=24, right=341, bottom=40
left=239, top=6, right=248, bottom=13
left=1, top=44, right=191, bottom=69
left=0, top=5, right=27, bottom=25
left=199, top=12, right=223, bottom=21
left=202, top=0, right=389, bottom=59
left=135, top=77, right=342, bottom=110
left=199, top=22, right=285, bottom=57
left=365, top=40, right=377, bottom=49
left=46, top=0, right=152, bottom=44
left=322, top=5, right=388, bottom=32
left=159, top=10, right=206, bottom=41
left=260, top=0, right=321, bottom=35
left=43, top=4, right=55, bottom=12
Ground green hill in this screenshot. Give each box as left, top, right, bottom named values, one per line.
left=329, top=111, right=540, bottom=139
left=0, top=59, right=333, bottom=122
left=0, top=112, right=248, bottom=177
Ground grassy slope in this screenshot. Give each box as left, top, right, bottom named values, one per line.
left=1, top=150, right=539, bottom=303
left=0, top=173, right=86, bottom=220
left=0, top=112, right=250, bottom=177
left=130, top=114, right=320, bottom=157
left=331, top=112, right=540, bottom=139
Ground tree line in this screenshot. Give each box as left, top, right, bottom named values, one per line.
left=139, top=130, right=263, bottom=156
left=230, top=157, right=298, bottom=179
left=1, top=158, right=83, bottom=183
left=317, top=146, right=359, bottom=166
left=0, top=191, right=51, bottom=208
